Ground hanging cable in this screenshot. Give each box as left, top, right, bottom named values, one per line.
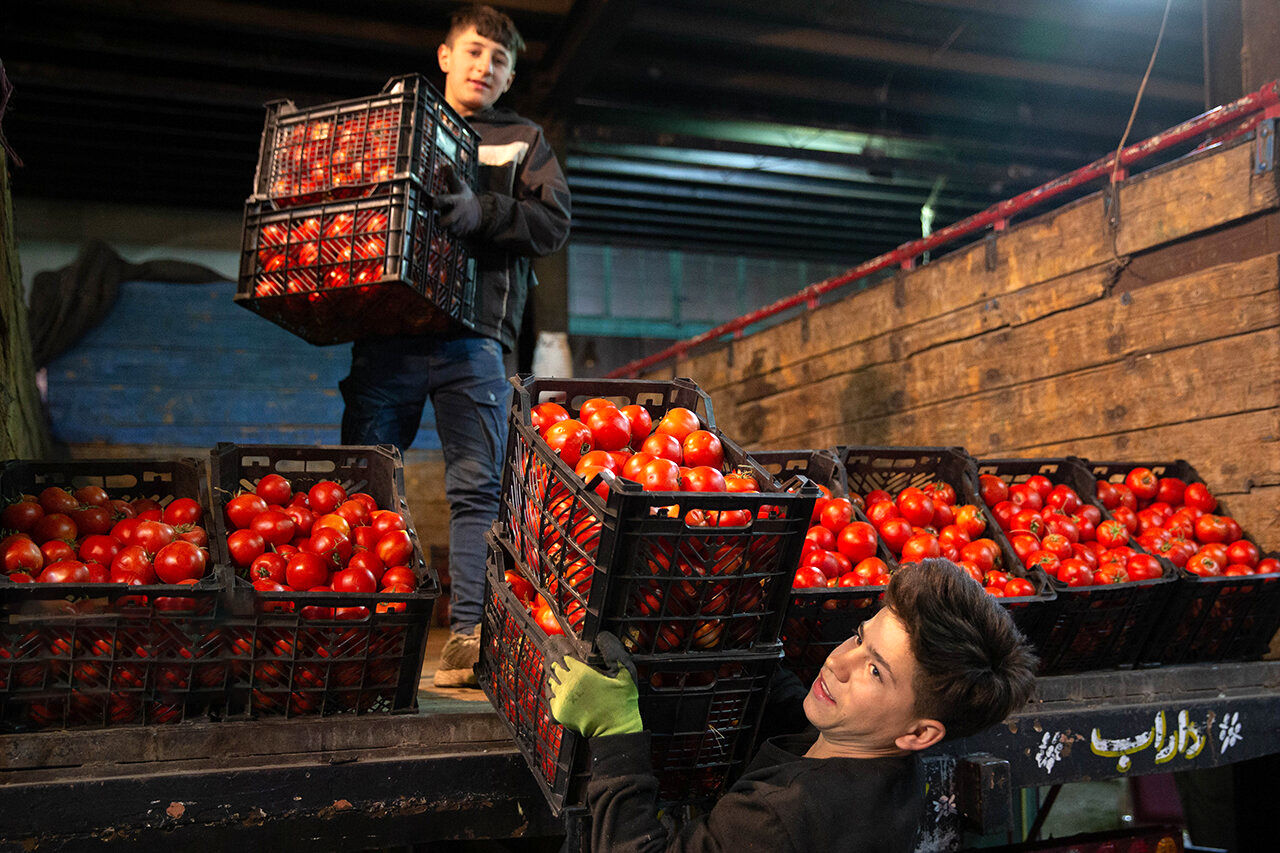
left=1110, top=0, right=1175, bottom=186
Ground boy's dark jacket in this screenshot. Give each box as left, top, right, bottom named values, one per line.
left=464, top=106, right=571, bottom=350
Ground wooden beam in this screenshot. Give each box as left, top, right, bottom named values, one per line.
left=627, top=5, right=1203, bottom=104
left=528, top=0, right=638, bottom=117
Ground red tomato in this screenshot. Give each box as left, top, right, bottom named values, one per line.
left=227, top=529, right=266, bottom=568
left=533, top=604, right=564, bottom=636
left=654, top=407, right=700, bottom=443
left=681, top=430, right=724, bottom=469
left=819, top=499, right=854, bottom=533
left=990, top=500, right=1018, bottom=531
left=308, top=481, right=348, bottom=516
left=250, top=509, right=297, bottom=547
left=836, top=521, right=879, bottom=563
left=577, top=450, right=622, bottom=475
left=332, top=566, right=378, bottom=594
left=792, top=565, right=828, bottom=589
left=38, top=560, right=90, bottom=583
left=79, top=534, right=121, bottom=567
left=370, top=510, right=406, bottom=538
left=954, top=505, right=987, bottom=539
left=3, top=537, right=44, bottom=574
left=286, top=551, right=329, bottom=590
left=1004, top=577, right=1035, bottom=597
left=619, top=405, right=652, bottom=448
left=978, top=475, right=1009, bottom=507
left=543, top=419, right=594, bottom=467
left=1096, top=520, right=1129, bottom=548
left=805, top=525, right=837, bottom=552
left=895, top=488, right=935, bottom=527
left=255, top=473, right=294, bottom=506
left=1039, top=533, right=1072, bottom=561
left=865, top=500, right=900, bottom=528
left=1185, top=552, right=1223, bottom=577
left=1182, top=482, right=1216, bottom=513
left=347, top=549, right=386, bottom=584
left=724, top=474, right=758, bottom=493
left=585, top=406, right=632, bottom=452
left=73, top=485, right=110, bottom=507
left=382, top=566, right=419, bottom=591
left=38, top=487, right=79, bottom=515
left=133, top=520, right=177, bottom=555
left=1008, top=532, right=1040, bottom=566
left=639, top=432, right=682, bottom=464
left=1125, top=553, right=1162, bottom=581
left=1255, top=557, right=1280, bottom=575
left=1027, top=550, right=1061, bottom=577
left=1044, top=485, right=1081, bottom=515
left=680, top=466, right=726, bottom=493
left=31, top=513, right=77, bottom=545
left=531, top=402, right=570, bottom=435
left=162, top=498, right=204, bottom=527
left=225, top=493, right=269, bottom=530
left=335, top=499, right=371, bottom=529
left=154, top=541, right=207, bottom=584
left=41, top=539, right=76, bottom=564
left=960, top=539, right=1000, bottom=573
left=900, top=534, right=940, bottom=564
left=802, top=549, right=840, bottom=580
left=111, top=545, right=156, bottom=583
left=1154, top=477, right=1186, bottom=506
left=250, top=552, right=288, bottom=584
left=638, top=458, right=680, bottom=492
left=1025, top=475, right=1053, bottom=500
left=1124, top=468, right=1158, bottom=502
left=923, top=481, right=956, bottom=507
left=374, top=530, right=413, bottom=567
left=1009, top=509, right=1044, bottom=539
left=1226, top=540, right=1260, bottom=568
left=1058, top=560, right=1093, bottom=586
left=1007, top=483, right=1043, bottom=512
left=878, top=518, right=914, bottom=554
left=1043, top=514, right=1079, bottom=544
left=1, top=500, right=44, bottom=533
left=621, top=452, right=656, bottom=481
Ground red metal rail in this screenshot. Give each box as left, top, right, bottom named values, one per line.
left=606, top=80, right=1280, bottom=379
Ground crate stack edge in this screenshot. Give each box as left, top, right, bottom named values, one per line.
left=479, top=376, right=819, bottom=814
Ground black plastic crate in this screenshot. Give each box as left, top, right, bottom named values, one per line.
left=973, top=457, right=1179, bottom=674
left=478, top=533, right=781, bottom=815
left=751, top=449, right=891, bottom=687
left=0, top=458, right=225, bottom=729
left=500, top=377, right=819, bottom=656
left=251, top=74, right=478, bottom=207
left=236, top=179, right=477, bottom=345
left=836, top=446, right=1057, bottom=660
left=1085, top=458, right=1280, bottom=665
left=208, top=444, right=438, bottom=717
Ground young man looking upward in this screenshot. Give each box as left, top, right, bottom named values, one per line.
left=340, top=5, right=570, bottom=688
left=548, top=559, right=1039, bottom=852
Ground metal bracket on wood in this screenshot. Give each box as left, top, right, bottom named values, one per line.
left=1256, top=118, right=1277, bottom=174
left=984, top=232, right=998, bottom=273
left=957, top=753, right=1012, bottom=836
left=1103, top=183, right=1122, bottom=233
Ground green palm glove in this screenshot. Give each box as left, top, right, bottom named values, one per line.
left=546, top=631, right=643, bottom=738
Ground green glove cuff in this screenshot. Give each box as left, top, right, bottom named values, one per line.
left=547, top=656, right=643, bottom=738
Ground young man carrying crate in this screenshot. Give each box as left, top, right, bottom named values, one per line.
left=339, top=5, right=571, bottom=688
left=548, top=559, right=1039, bottom=852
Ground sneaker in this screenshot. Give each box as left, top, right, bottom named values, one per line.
left=433, top=627, right=481, bottom=688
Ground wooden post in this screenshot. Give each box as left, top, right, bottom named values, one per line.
left=1208, top=0, right=1280, bottom=106
left=0, top=154, right=52, bottom=460
left=1241, top=0, right=1280, bottom=93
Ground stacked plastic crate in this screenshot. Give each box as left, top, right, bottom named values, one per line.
left=477, top=376, right=819, bottom=815
left=236, top=75, right=479, bottom=344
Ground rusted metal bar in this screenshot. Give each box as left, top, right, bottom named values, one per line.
left=607, top=79, right=1280, bottom=379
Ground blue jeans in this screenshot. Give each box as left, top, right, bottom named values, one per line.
left=339, top=334, right=510, bottom=633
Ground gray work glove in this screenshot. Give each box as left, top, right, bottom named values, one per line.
left=432, top=163, right=482, bottom=237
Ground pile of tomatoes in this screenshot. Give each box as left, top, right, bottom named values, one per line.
left=978, top=473, right=1163, bottom=587
left=1094, top=468, right=1277, bottom=578
left=267, top=110, right=400, bottom=202
left=797, top=482, right=1032, bottom=599
left=253, top=208, right=391, bottom=297
left=501, top=567, right=565, bottom=637
left=220, top=473, right=421, bottom=614
left=2, top=485, right=211, bottom=589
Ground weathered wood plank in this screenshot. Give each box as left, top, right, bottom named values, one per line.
left=676, top=139, right=1273, bottom=393
left=1116, top=139, right=1279, bottom=255
left=717, top=254, right=1280, bottom=448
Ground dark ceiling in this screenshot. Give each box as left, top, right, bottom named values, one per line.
left=4, top=0, right=1214, bottom=263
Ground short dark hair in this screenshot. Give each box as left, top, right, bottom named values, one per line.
left=884, top=559, right=1038, bottom=741
left=447, top=4, right=526, bottom=56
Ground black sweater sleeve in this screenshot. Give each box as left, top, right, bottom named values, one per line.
left=586, top=734, right=797, bottom=853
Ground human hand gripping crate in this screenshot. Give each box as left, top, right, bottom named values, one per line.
left=497, top=376, right=820, bottom=658
left=478, top=530, right=780, bottom=815
left=971, top=456, right=1178, bottom=675
left=1084, top=458, right=1280, bottom=665
left=834, top=446, right=1056, bottom=660
left=0, top=458, right=225, bottom=730
left=207, top=444, right=438, bottom=718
